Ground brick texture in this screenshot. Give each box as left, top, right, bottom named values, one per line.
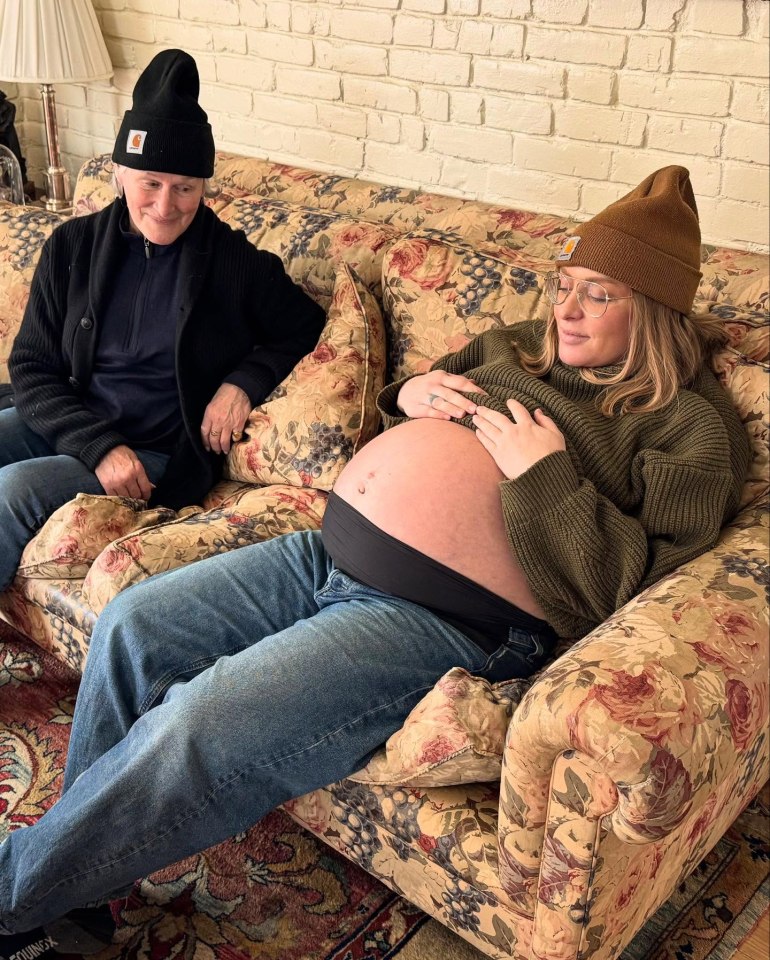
left=12, top=0, right=767, bottom=251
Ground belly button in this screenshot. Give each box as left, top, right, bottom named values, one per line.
left=358, top=470, right=376, bottom=495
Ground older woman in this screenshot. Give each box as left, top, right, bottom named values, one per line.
left=0, top=166, right=750, bottom=956
left=0, top=49, right=324, bottom=592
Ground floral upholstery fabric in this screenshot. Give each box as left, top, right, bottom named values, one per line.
left=217, top=197, right=399, bottom=306
left=383, top=234, right=552, bottom=379
left=16, top=494, right=178, bottom=580
left=350, top=668, right=534, bottom=787
left=226, top=264, right=386, bottom=490
left=2, top=152, right=768, bottom=960
left=76, top=152, right=573, bottom=255
left=0, top=202, right=66, bottom=381
left=80, top=482, right=328, bottom=627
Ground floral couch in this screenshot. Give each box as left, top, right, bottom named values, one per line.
left=0, top=153, right=768, bottom=960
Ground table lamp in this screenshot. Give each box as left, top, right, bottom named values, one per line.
left=0, top=0, right=113, bottom=211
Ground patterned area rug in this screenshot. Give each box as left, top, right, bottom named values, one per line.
left=1, top=620, right=768, bottom=959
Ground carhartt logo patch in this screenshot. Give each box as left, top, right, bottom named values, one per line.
left=126, top=129, right=147, bottom=154
left=557, top=236, right=581, bottom=261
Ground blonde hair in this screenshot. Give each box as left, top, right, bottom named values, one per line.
left=522, top=291, right=728, bottom=416
left=111, top=163, right=219, bottom=200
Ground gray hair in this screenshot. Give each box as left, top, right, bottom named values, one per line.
left=111, top=162, right=220, bottom=199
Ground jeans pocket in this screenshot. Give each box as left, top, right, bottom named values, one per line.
left=504, top=627, right=553, bottom=672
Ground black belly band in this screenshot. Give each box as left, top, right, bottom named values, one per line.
left=321, top=490, right=556, bottom=655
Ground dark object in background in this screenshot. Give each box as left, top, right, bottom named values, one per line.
left=0, top=89, right=28, bottom=183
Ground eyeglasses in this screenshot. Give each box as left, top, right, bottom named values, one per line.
left=544, top=271, right=633, bottom=318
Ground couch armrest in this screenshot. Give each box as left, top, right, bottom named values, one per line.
left=82, top=484, right=327, bottom=614
left=497, top=500, right=769, bottom=928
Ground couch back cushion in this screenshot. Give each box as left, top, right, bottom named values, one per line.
left=0, top=204, right=66, bottom=381
left=226, top=263, right=386, bottom=490
left=217, top=197, right=398, bottom=307
left=76, top=152, right=574, bottom=253
left=383, top=232, right=553, bottom=379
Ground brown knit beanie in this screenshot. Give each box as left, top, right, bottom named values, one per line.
left=556, top=166, right=702, bottom=315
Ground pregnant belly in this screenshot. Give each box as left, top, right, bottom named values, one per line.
left=333, top=418, right=545, bottom=618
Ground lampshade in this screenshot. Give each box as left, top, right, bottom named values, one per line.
left=0, top=0, right=113, bottom=211
left=0, top=0, right=113, bottom=84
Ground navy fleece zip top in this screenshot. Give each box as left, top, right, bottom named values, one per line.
left=84, top=224, right=183, bottom=453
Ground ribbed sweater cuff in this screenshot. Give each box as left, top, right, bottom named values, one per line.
left=80, top=432, right=128, bottom=471
left=376, top=376, right=414, bottom=429
left=501, top=450, right=581, bottom=518
left=224, top=370, right=275, bottom=408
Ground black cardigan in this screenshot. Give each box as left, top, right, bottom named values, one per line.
left=9, top=199, right=325, bottom=510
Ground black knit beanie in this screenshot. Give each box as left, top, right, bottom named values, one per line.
left=112, top=49, right=214, bottom=178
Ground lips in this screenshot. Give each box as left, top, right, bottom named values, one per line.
left=559, top=329, right=589, bottom=344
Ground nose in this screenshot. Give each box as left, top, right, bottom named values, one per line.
left=155, top=187, right=175, bottom=216
left=555, top=282, right=583, bottom=320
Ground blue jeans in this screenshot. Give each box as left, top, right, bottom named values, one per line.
left=0, top=530, right=551, bottom=932
left=0, top=408, right=169, bottom=591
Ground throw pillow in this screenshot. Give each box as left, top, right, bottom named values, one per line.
left=349, top=667, right=535, bottom=787
left=226, top=263, right=386, bottom=491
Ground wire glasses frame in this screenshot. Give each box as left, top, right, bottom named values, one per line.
left=544, top=271, right=633, bottom=318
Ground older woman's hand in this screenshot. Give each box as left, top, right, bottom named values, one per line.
left=472, top=398, right=565, bottom=479
left=396, top=371, right=486, bottom=420
left=201, top=383, right=252, bottom=455
left=96, top=445, right=154, bottom=500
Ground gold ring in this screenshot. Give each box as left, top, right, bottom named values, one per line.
left=232, top=430, right=243, bottom=441
left=210, top=429, right=221, bottom=436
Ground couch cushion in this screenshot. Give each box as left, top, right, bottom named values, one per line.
left=226, top=263, right=386, bottom=490
left=698, top=246, right=769, bottom=312
left=217, top=197, right=398, bottom=306
left=349, top=667, right=535, bottom=786
left=713, top=351, right=770, bottom=509
left=382, top=232, right=553, bottom=379
left=0, top=203, right=66, bottom=381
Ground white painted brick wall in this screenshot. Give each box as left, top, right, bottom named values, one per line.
left=9, top=0, right=768, bottom=251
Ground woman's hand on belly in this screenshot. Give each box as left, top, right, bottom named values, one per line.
left=473, top=398, right=565, bottom=479
left=396, top=371, right=486, bottom=420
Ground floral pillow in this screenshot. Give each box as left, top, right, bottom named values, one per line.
left=350, top=667, right=535, bottom=787
left=382, top=232, right=553, bottom=380
left=712, top=350, right=770, bottom=509
left=226, top=263, right=386, bottom=490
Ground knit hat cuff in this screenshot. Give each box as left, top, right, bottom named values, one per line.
left=112, top=112, right=214, bottom=178
left=568, top=222, right=702, bottom=315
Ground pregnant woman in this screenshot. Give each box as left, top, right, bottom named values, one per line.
left=0, top=166, right=750, bottom=951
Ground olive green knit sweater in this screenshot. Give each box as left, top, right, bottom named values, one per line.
left=377, top=322, right=750, bottom=639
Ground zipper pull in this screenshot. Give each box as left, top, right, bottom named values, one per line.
left=144, top=237, right=151, bottom=259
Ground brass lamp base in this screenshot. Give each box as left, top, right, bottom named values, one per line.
left=42, top=166, right=71, bottom=212
left=40, top=83, right=71, bottom=211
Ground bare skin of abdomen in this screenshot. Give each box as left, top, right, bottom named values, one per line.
left=332, top=418, right=547, bottom=621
